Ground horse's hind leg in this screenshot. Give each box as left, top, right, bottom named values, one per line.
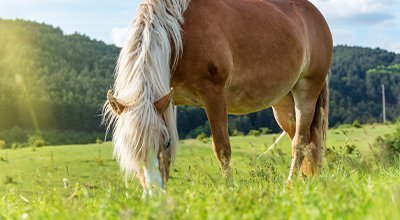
left=289, top=78, right=326, bottom=181
left=272, top=93, right=296, bottom=139
left=200, top=90, right=232, bottom=184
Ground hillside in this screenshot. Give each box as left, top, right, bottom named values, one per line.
left=0, top=19, right=119, bottom=145
left=330, top=46, right=400, bottom=125
left=0, top=19, right=119, bottom=132
left=0, top=19, right=399, bottom=145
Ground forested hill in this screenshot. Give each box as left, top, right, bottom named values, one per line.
left=0, top=20, right=399, bottom=146
left=330, top=46, right=400, bottom=124
left=0, top=19, right=119, bottom=133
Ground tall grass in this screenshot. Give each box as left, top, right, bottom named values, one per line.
left=0, top=124, right=399, bottom=219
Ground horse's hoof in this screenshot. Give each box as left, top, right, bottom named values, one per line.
left=141, top=187, right=166, bottom=200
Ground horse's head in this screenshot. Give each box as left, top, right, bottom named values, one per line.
left=153, top=89, right=174, bottom=184
left=106, top=89, right=175, bottom=193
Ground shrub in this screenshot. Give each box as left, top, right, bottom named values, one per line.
left=96, top=137, right=103, bottom=144
left=231, top=129, right=244, bottom=136
left=0, top=139, right=5, bottom=150
left=374, top=121, right=400, bottom=164
left=196, top=132, right=207, bottom=140
left=11, top=143, right=19, bottom=150
left=248, top=130, right=261, bottom=136
left=383, top=134, right=400, bottom=160
left=196, top=133, right=209, bottom=144
left=259, top=127, right=271, bottom=135
left=28, top=135, right=46, bottom=147
left=352, top=120, right=362, bottom=128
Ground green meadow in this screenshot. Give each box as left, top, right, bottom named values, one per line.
left=1, top=124, right=400, bottom=219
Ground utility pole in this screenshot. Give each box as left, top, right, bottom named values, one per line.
left=382, top=84, right=386, bottom=124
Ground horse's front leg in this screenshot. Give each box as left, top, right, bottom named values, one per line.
left=200, top=88, right=233, bottom=185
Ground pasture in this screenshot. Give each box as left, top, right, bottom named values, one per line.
left=1, top=124, right=399, bottom=219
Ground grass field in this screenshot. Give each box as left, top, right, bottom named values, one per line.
left=1, top=124, right=399, bottom=219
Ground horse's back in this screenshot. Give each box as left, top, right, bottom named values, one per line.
left=172, top=0, right=332, bottom=114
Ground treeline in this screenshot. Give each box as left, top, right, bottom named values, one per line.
left=0, top=20, right=399, bottom=147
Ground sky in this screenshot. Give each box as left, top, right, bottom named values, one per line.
left=1, top=0, right=400, bottom=53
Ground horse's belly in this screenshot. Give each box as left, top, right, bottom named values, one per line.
left=226, top=73, right=298, bottom=115
left=173, top=74, right=297, bottom=114
left=227, top=96, right=275, bottom=115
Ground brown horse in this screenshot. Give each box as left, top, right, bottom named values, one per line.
left=104, top=0, right=332, bottom=196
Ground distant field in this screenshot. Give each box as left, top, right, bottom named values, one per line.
left=1, top=124, right=399, bottom=219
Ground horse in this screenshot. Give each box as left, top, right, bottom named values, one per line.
left=103, top=0, right=332, bottom=196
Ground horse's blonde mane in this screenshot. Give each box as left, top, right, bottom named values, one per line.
left=103, top=0, right=190, bottom=178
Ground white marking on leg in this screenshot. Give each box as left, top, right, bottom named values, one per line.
left=142, top=156, right=164, bottom=197
left=288, top=155, right=297, bottom=182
